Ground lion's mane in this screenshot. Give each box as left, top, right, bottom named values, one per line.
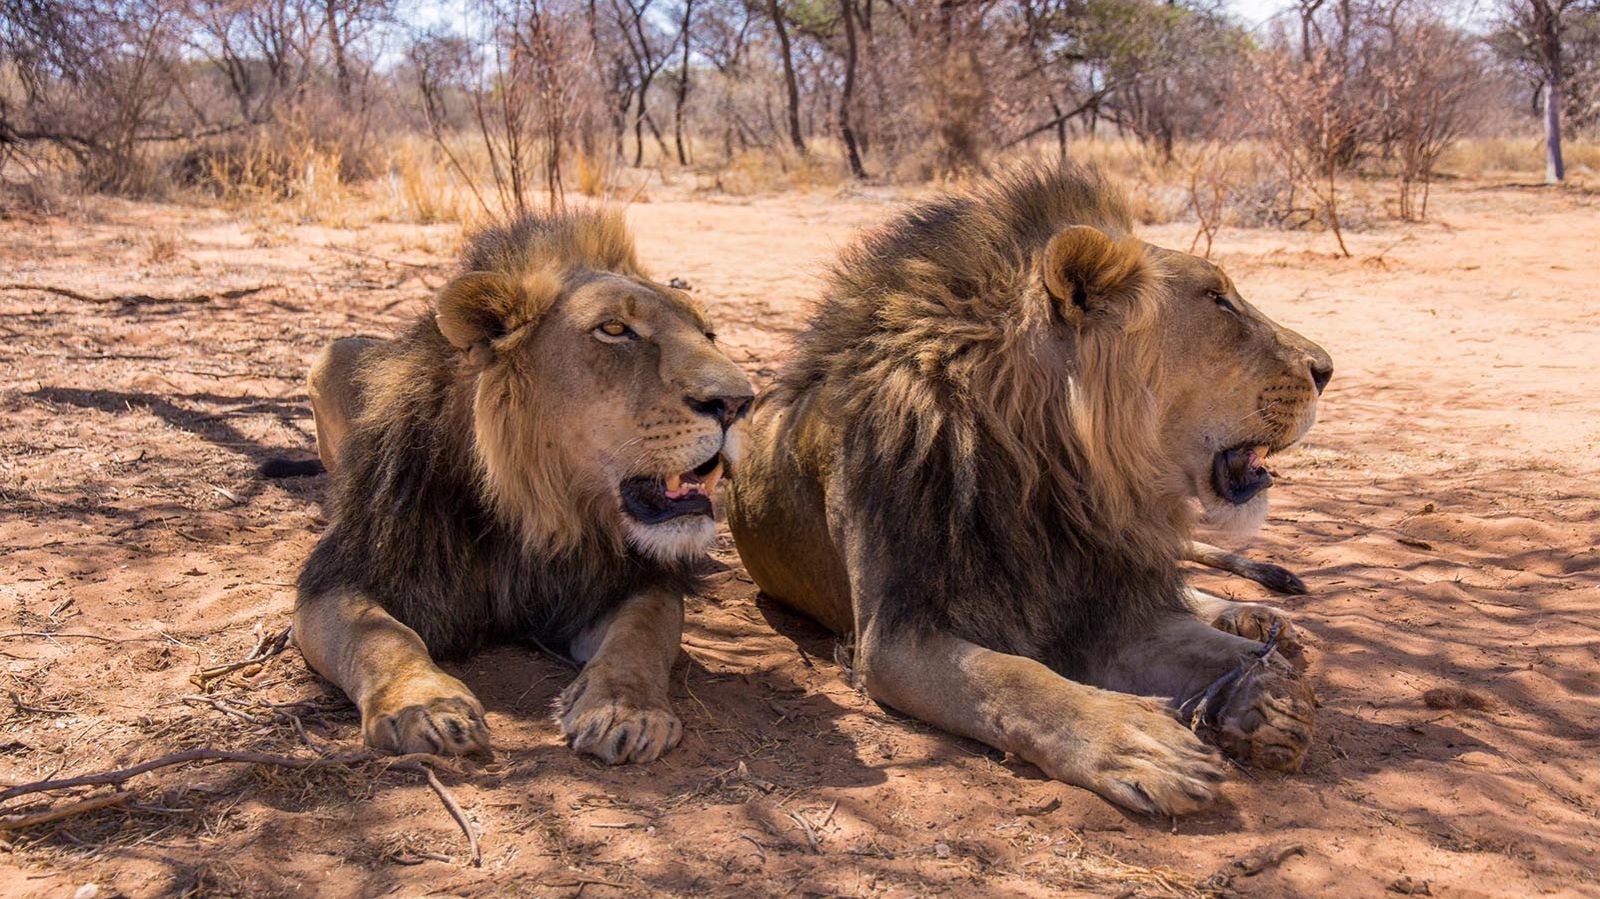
left=773, top=165, right=1191, bottom=675
left=298, top=212, right=696, bottom=657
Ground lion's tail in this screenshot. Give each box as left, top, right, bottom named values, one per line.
left=259, top=457, right=326, bottom=478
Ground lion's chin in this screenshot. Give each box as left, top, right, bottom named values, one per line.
left=1198, top=489, right=1270, bottom=538
left=624, top=515, right=717, bottom=563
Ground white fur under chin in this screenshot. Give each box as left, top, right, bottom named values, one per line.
left=1198, top=491, right=1270, bottom=539
left=624, top=515, right=717, bottom=563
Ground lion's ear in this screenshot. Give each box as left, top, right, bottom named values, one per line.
left=435, top=272, right=523, bottom=350
left=1043, top=225, right=1150, bottom=324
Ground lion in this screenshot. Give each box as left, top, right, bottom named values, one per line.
left=727, top=165, right=1333, bottom=815
left=293, top=209, right=753, bottom=763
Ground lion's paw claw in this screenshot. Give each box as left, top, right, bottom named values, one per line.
left=366, top=693, right=490, bottom=758
left=557, top=673, right=681, bottom=765
left=1063, top=697, right=1229, bottom=816
left=1206, top=651, right=1315, bottom=771
left=1210, top=605, right=1306, bottom=668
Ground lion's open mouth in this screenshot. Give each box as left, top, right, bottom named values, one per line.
left=620, top=454, right=725, bottom=524
left=1212, top=444, right=1274, bottom=506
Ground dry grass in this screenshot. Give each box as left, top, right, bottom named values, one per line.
left=19, top=127, right=1591, bottom=233
left=1440, top=136, right=1600, bottom=179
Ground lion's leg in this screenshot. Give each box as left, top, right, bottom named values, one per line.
left=1185, top=540, right=1307, bottom=595
left=554, top=589, right=684, bottom=765
left=294, top=588, right=490, bottom=756
left=307, top=336, right=385, bottom=472
left=854, top=621, right=1227, bottom=816
left=1094, top=611, right=1315, bottom=772
left=1183, top=587, right=1305, bottom=666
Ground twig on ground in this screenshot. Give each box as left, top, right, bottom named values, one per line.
left=785, top=809, right=821, bottom=853
left=0, top=283, right=280, bottom=307
left=0, top=747, right=370, bottom=804
left=191, top=625, right=292, bottom=690
left=10, top=692, right=73, bottom=716
left=0, top=743, right=482, bottom=864
left=389, top=760, right=482, bottom=867
left=0, top=631, right=141, bottom=644
left=525, top=634, right=580, bottom=672
left=181, top=694, right=268, bottom=725
left=0, top=791, right=133, bottom=831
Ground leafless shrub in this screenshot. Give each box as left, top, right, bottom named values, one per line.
left=1371, top=18, right=1481, bottom=220
left=1252, top=48, right=1367, bottom=255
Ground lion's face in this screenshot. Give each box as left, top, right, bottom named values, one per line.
left=1146, top=249, right=1332, bottom=532
left=1044, top=226, right=1331, bottom=535
left=437, top=269, right=753, bottom=563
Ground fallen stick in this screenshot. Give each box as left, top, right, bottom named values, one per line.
left=191, top=626, right=292, bottom=690
left=0, top=283, right=280, bottom=306
left=0, top=745, right=481, bottom=864
left=0, top=747, right=370, bottom=803
left=0, top=791, right=133, bottom=831
left=391, top=761, right=482, bottom=867
left=0, top=631, right=142, bottom=644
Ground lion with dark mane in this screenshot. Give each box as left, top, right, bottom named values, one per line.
left=295, top=210, right=752, bottom=763
left=728, top=165, right=1333, bottom=815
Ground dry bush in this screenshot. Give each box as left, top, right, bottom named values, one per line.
left=1250, top=48, right=1367, bottom=255
left=1442, top=136, right=1600, bottom=177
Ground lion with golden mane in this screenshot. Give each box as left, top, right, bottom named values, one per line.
left=294, top=210, right=752, bottom=763
left=728, top=165, right=1333, bottom=815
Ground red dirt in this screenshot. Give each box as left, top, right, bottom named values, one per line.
left=1, top=181, right=1596, bottom=897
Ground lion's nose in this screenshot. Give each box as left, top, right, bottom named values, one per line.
left=1307, top=353, right=1333, bottom=395
left=686, top=393, right=752, bottom=429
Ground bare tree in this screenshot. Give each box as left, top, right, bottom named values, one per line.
left=838, top=0, right=865, bottom=176
left=1497, top=0, right=1596, bottom=182
left=673, top=0, right=694, bottom=164
left=767, top=0, right=806, bottom=154
left=1254, top=47, right=1365, bottom=255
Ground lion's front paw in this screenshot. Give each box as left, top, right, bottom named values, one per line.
left=1047, top=696, right=1228, bottom=817
left=556, top=670, right=681, bottom=765
left=1208, top=604, right=1305, bottom=668
left=364, top=675, right=491, bottom=757
left=1205, top=650, right=1315, bottom=771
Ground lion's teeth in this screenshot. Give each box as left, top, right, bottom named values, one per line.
left=703, top=466, right=723, bottom=496
left=666, top=473, right=682, bottom=493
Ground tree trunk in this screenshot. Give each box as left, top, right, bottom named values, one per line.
left=1533, top=0, right=1565, bottom=183
left=325, top=0, right=352, bottom=105
left=769, top=0, right=806, bottom=154
left=839, top=0, right=865, bottom=177
left=1543, top=74, right=1565, bottom=183
left=674, top=0, right=693, bottom=165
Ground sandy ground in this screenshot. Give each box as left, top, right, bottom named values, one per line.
left=1, top=177, right=1597, bottom=898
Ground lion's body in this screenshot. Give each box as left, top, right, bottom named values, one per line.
left=300, top=324, right=697, bottom=658
left=728, top=165, right=1330, bottom=814
left=295, top=210, right=751, bottom=762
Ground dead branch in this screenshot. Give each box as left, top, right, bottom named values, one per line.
left=0, top=744, right=481, bottom=864
left=0, top=791, right=133, bottom=831
left=0, top=283, right=280, bottom=307
left=390, top=760, right=482, bottom=867
left=191, top=625, right=292, bottom=690
left=0, top=747, right=371, bottom=803
left=9, top=692, right=73, bottom=716
left=0, top=631, right=149, bottom=644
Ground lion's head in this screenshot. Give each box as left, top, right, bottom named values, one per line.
left=1042, top=225, right=1332, bottom=535
left=785, top=165, right=1329, bottom=569
left=431, top=211, right=753, bottom=563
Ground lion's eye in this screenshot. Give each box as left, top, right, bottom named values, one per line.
left=1211, top=291, right=1238, bottom=314
left=704, top=331, right=717, bottom=343
left=595, top=320, right=636, bottom=341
